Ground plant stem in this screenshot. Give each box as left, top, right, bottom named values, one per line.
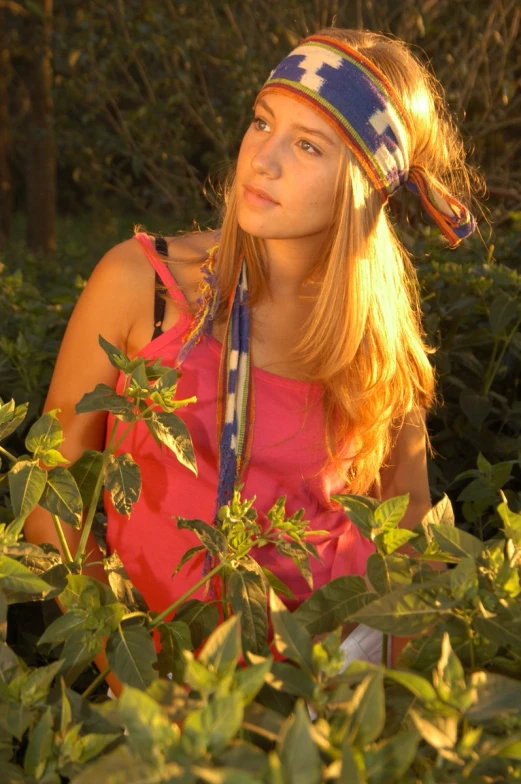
left=483, top=317, right=521, bottom=396
left=74, top=454, right=108, bottom=564
left=467, top=622, right=476, bottom=670
left=150, top=561, right=224, bottom=628
left=0, top=444, right=17, bottom=463
left=51, top=514, right=73, bottom=562
left=121, top=611, right=149, bottom=624
left=382, top=632, right=389, bottom=667
left=82, top=665, right=111, bottom=699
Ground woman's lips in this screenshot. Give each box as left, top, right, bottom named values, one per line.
left=243, top=185, right=279, bottom=207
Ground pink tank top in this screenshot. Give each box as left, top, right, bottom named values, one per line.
left=105, top=234, right=374, bottom=616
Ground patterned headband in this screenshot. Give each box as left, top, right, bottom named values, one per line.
left=256, top=34, right=476, bottom=248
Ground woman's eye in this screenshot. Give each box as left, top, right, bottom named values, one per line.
left=299, top=140, right=321, bottom=156
left=252, top=116, right=269, bottom=131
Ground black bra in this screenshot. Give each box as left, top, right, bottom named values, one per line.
left=152, top=236, right=168, bottom=340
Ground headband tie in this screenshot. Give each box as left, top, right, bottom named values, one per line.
left=256, top=34, right=476, bottom=248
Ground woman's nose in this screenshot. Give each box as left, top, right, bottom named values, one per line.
left=250, top=137, right=282, bottom=178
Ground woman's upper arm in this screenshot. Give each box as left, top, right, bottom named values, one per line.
left=379, top=407, right=431, bottom=510
left=44, top=239, right=148, bottom=461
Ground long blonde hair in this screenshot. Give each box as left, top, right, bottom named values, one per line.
left=208, top=28, right=482, bottom=498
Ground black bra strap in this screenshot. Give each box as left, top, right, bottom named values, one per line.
left=152, top=236, right=168, bottom=340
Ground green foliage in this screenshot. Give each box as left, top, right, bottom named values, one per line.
left=2, top=384, right=521, bottom=780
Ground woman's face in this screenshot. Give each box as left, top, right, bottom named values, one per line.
left=235, top=92, right=343, bottom=243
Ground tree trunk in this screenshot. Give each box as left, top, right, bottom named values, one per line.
left=26, top=0, right=56, bottom=254
left=0, top=7, right=12, bottom=249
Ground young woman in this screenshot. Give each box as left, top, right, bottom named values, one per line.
left=25, top=28, right=479, bottom=688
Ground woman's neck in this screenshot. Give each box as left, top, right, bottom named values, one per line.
left=261, top=235, right=324, bottom=299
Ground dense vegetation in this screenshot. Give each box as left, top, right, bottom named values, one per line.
left=1, top=331, right=521, bottom=782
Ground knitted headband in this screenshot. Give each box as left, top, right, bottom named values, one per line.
left=256, top=33, right=476, bottom=248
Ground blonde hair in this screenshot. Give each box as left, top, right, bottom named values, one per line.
left=203, top=28, right=482, bottom=498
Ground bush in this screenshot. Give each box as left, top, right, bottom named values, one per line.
left=1, top=338, right=521, bottom=782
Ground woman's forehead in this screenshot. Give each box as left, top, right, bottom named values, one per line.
left=254, top=92, right=341, bottom=147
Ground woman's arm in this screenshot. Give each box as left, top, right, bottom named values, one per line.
left=24, top=238, right=157, bottom=696
left=378, top=406, right=445, bottom=666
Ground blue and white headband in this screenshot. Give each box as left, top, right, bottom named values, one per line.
left=256, top=34, right=476, bottom=248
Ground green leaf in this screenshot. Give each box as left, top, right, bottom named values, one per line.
left=40, top=448, right=69, bottom=467
left=279, top=701, right=322, bottom=784
left=351, top=583, right=455, bottom=635
left=0, top=699, right=31, bottom=741
left=183, top=651, right=220, bottom=694
left=347, top=673, right=385, bottom=747
left=171, top=545, right=205, bottom=577
left=420, top=493, right=455, bottom=529
left=374, top=494, right=409, bottom=530
left=488, top=292, right=517, bottom=336
left=106, top=624, right=158, bottom=689
left=473, top=609, right=521, bottom=653
left=38, top=609, right=87, bottom=647
left=60, top=574, right=113, bottom=611
left=60, top=628, right=100, bottom=686
left=21, top=660, right=63, bottom=705
left=199, top=615, right=241, bottom=678
left=408, top=710, right=455, bottom=750
left=496, top=501, right=521, bottom=545
left=0, top=400, right=28, bottom=442
left=98, top=335, right=132, bottom=372
left=8, top=460, right=47, bottom=519
left=264, top=660, right=316, bottom=701
left=332, top=495, right=376, bottom=539
left=459, top=388, right=492, bottom=431
left=275, top=540, right=313, bottom=589
left=147, top=411, right=197, bottom=475
left=128, top=361, right=150, bottom=399
left=366, top=553, right=413, bottom=596
left=25, top=409, right=63, bottom=454
left=467, top=671, right=521, bottom=722
left=270, top=589, right=313, bottom=673
left=294, top=576, right=375, bottom=636
left=234, top=657, right=273, bottom=704
left=450, top=556, right=478, bottom=599
left=157, top=620, right=192, bottom=682
left=340, top=741, right=364, bottom=784
left=68, top=745, right=158, bottom=784
left=430, top=523, right=484, bottom=559
left=117, top=685, right=178, bottom=764
left=104, top=453, right=141, bottom=517
left=174, top=599, right=220, bottom=649
left=0, top=555, right=51, bottom=598
left=176, top=517, right=227, bottom=556
left=364, top=729, right=419, bottom=783
left=228, top=570, right=268, bottom=655
left=184, top=691, right=244, bottom=755
left=23, top=705, right=54, bottom=778
left=261, top=566, right=296, bottom=599
left=374, top=528, right=417, bottom=555
left=69, top=450, right=104, bottom=509
left=76, top=383, right=134, bottom=419
left=39, top=467, right=83, bottom=528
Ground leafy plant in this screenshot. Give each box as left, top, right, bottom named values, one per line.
left=1, top=336, right=521, bottom=781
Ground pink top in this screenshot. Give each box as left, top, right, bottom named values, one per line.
left=105, top=233, right=374, bottom=617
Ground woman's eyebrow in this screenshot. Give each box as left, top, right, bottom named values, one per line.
left=255, top=98, right=337, bottom=147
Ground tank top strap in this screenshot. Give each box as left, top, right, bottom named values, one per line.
left=134, top=231, right=186, bottom=307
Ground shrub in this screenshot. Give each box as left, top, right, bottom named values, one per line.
left=1, top=337, right=521, bottom=782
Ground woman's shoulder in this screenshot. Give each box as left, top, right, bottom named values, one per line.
left=91, top=228, right=219, bottom=292
left=164, top=228, right=220, bottom=265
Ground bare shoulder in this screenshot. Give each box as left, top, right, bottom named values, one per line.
left=165, top=228, right=220, bottom=265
